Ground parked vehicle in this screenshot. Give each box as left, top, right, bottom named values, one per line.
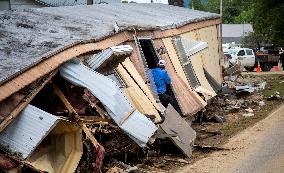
left=254, top=46, right=280, bottom=71
left=225, top=48, right=255, bottom=71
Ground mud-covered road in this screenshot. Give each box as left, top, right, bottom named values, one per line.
left=177, top=104, right=284, bottom=173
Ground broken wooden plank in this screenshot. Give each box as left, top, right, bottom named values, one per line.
left=162, top=37, right=191, bottom=89
left=0, top=70, right=57, bottom=132
left=121, top=58, right=161, bottom=112
left=79, top=116, right=111, bottom=124
left=52, top=83, right=100, bottom=148
left=83, top=90, right=108, bottom=119
left=115, top=63, right=161, bottom=122
left=189, top=53, right=216, bottom=100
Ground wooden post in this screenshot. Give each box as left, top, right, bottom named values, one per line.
left=52, top=83, right=100, bottom=148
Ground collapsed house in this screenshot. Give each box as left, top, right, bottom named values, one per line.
left=0, top=3, right=222, bottom=172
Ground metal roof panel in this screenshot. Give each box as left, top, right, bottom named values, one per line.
left=0, top=105, right=60, bottom=159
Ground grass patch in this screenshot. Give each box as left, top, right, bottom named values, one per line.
left=262, top=75, right=284, bottom=98
left=220, top=100, right=281, bottom=138
left=220, top=74, right=284, bottom=139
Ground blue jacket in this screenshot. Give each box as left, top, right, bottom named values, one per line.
left=150, top=67, right=171, bottom=95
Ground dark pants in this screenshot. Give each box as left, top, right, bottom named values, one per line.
left=158, top=93, right=181, bottom=113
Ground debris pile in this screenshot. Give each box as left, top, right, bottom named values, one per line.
left=0, top=45, right=199, bottom=173
left=0, top=5, right=225, bottom=172
left=0, top=44, right=280, bottom=173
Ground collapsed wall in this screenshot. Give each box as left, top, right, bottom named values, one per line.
left=0, top=3, right=222, bottom=172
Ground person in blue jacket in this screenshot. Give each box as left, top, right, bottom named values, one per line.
left=151, top=59, right=175, bottom=109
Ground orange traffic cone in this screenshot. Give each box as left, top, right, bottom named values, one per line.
left=274, top=61, right=281, bottom=71
left=256, top=61, right=261, bottom=73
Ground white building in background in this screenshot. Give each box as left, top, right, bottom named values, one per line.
left=222, top=24, right=254, bottom=44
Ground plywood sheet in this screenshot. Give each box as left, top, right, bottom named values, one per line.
left=160, top=104, right=196, bottom=158
left=162, top=38, right=191, bottom=89
left=162, top=38, right=206, bottom=107
left=181, top=25, right=222, bottom=83
left=121, top=58, right=161, bottom=112
left=124, top=41, right=147, bottom=81
left=190, top=53, right=216, bottom=100
left=115, top=64, right=161, bottom=122
left=153, top=39, right=206, bottom=115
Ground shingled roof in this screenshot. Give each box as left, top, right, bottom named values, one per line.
left=0, top=3, right=219, bottom=84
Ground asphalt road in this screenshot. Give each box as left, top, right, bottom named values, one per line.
left=177, top=104, right=284, bottom=173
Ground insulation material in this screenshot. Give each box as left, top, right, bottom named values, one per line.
left=181, top=25, right=222, bottom=83
left=115, top=63, right=161, bottom=122
left=0, top=104, right=83, bottom=173
left=60, top=61, right=157, bottom=147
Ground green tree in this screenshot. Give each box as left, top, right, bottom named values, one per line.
left=253, top=0, right=284, bottom=46
left=191, top=0, right=205, bottom=10
left=241, top=32, right=266, bottom=49
left=193, top=0, right=254, bottom=24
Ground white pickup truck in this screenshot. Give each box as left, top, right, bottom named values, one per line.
left=224, top=48, right=256, bottom=71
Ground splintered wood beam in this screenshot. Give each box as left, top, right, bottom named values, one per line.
left=51, top=83, right=100, bottom=148
left=83, top=93, right=108, bottom=119
left=0, top=70, right=57, bottom=133
left=79, top=116, right=110, bottom=124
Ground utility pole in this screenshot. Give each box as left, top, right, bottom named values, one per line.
left=220, top=0, right=223, bottom=44
left=220, top=0, right=222, bottom=16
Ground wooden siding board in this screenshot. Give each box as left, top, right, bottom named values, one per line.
left=162, top=38, right=191, bottom=89
left=154, top=39, right=205, bottom=116
left=189, top=53, right=216, bottom=99
left=121, top=58, right=161, bottom=112
left=124, top=41, right=147, bottom=81
left=115, top=63, right=161, bottom=122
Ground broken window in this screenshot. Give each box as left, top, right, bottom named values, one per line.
left=138, top=39, right=160, bottom=69
left=172, top=36, right=216, bottom=100
left=173, top=36, right=201, bottom=88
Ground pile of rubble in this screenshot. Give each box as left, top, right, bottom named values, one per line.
left=0, top=45, right=198, bottom=173
left=199, top=63, right=284, bottom=128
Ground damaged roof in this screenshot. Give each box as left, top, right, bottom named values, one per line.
left=0, top=3, right=219, bottom=84
left=0, top=104, right=61, bottom=159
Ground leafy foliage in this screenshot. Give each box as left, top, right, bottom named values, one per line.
left=191, top=0, right=284, bottom=46
left=253, top=0, right=284, bottom=46
left=241, top=32, right=265, bottom=49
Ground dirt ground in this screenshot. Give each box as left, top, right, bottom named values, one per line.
left=103, top=74, right=284, bottom=173
left=177, top=103, right=284, bottom=173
